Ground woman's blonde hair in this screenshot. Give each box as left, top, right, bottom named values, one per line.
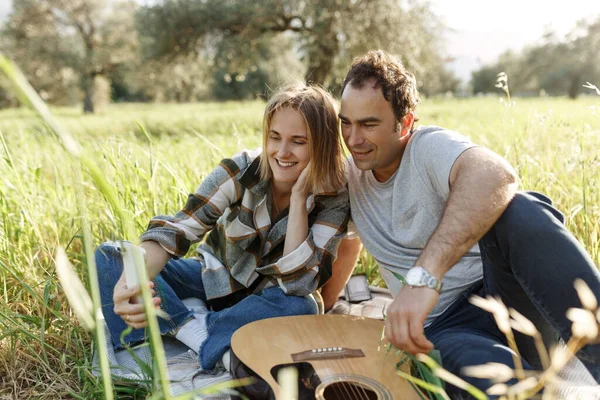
left=259, top=83, right=346, bottom=193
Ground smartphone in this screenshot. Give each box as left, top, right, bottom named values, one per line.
left=344, top=274, right=371, bottom=303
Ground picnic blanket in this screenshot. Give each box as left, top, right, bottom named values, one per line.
left=93, top=287, right=599, bottom=399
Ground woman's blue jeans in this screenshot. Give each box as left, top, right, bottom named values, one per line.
left=425, top=192, right=600, bottom=398
left=95, top=243, right=318, bottom=370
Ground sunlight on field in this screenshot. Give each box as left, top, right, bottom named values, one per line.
left=0, top=96, right=599, bottom=397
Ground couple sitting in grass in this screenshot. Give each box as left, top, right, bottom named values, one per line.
left=96, top=50, right=600, bottom=398
left=96, top=84, right=354, bottom=373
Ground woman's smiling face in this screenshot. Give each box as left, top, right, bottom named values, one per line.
left=266, top=107, right=310, bottom=191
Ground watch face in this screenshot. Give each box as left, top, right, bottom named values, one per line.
left=405, top=267, right=423, bottom=285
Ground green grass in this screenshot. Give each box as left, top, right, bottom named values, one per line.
left=0, top=96, right=599, bottom=398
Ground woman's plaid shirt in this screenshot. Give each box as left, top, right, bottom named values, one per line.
left=140, top=150, right=350, bottom=300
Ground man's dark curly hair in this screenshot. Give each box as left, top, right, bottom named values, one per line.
left=341, top=50, right=421, bottom=128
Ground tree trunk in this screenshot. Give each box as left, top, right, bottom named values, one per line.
left=304, top=31, right=339, bottom=87
left=305, top=58, right=333, bottom=86
left=568, top=74, right=581, bottom=99
left=83, top=75, right=95, bottom=113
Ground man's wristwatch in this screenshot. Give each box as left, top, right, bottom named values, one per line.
left=405, top=266, right=443, bottom=293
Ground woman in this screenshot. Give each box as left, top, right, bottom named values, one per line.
left=95, top=84, right=350, bottom=371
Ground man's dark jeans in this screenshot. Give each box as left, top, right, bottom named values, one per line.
left=424, top=191, right=600, bottom=398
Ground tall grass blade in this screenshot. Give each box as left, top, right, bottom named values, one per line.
left=417, top=354, right=488, bottom=400
left=55, top=247, right=95, bottom=331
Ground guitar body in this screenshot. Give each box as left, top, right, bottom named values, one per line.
left=231, top=314, right=423, bottom=399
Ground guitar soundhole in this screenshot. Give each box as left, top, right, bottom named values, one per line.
left=322, top=382, right=378, bottom=400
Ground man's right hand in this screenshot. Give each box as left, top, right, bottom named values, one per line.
left=112, top=275, right=161, bottom=329
left=384, top=286, right=438, bottom=354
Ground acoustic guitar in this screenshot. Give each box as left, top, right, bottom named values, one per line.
left=231, top=314, right=424, bottom=399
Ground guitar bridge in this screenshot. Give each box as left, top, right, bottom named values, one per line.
left=291, top=347, right=365, bottom=362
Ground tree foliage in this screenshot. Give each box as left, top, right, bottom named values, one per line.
left=1, top=0, right=459, bottom=107
left=471, top=16, right=600, bottom=98
left=2, top=0, right=139, bottom=112
left=137, top=0, right=455, bottom=95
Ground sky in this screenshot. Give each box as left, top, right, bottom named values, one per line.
left=432, top=0, right=600, bottom=82
left=0, top=1, right=9, bottom=22
left=1, top=0, right=599, bottom=84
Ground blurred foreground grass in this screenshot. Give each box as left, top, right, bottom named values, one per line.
left=0, top=96, right=599, bottom=398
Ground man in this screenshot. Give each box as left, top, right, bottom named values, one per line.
left=339, top=50, right=600, bottom=396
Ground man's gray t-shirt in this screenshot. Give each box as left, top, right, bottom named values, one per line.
left=347, top=125, right=484, bottom=326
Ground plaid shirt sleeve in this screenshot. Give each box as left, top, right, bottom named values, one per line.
left=255, top=189, right=350, bottom=296
left=139, top=156, right=245, bottom=257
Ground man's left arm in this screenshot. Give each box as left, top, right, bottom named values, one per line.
left=419, top=146, right=518, bottom=278
left=385, top=147, right=518, bottom=354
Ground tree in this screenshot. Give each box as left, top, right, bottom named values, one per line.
left=470, top=50, right=529, bottom=95
left=0, top=75, right=19, bottom=109
left=470, top=16, right=600, bottom=98
left=3, top=0, right=139, bottom=112
left=559, top=17, right=600, bottom=99
left=137, top=0, right=455, bottom=95
left=126, top=55, right=213, bottom=103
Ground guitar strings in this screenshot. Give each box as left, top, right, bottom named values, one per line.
left=326, top=355, right=355, bottom=399
left=343, top=354, right=371, bottom=400
left=332, top=354, right=362, bottom=399
left=329, top=320, right=371, bottom=400
left=323, top=321, right=361, bottom=399
left=319, top=321, right=356, bottom=399
left=339, top=350, right=371, bottom=400
left=323, top=322, right=370, bottom=400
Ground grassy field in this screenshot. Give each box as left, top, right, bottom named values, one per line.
left=0, top=96, right=599, bottom=398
